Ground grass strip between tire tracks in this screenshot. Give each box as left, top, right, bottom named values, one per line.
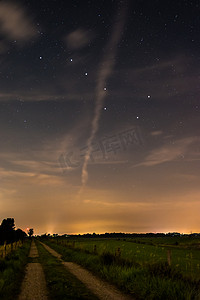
left=36, top=241, right=99, bottom=300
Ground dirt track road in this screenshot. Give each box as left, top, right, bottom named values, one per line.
left=41, top=242, right=134, bottom=300
left=18, top=241, right=48, bottom=300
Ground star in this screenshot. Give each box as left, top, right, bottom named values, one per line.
left=147, top=95, right=151, bottom=98
left=136, top=116, right=139, bottom=119
left=104, top=107, right=107, bottom=110
left=85, top=72, right=88, bottom=76
left=39, top=56, right=43, bottom=60
left=104, top=87, right=107, bottom=91
left=70, top=58, right=73, bottom=62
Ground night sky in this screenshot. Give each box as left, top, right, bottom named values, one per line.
left=0, top=0, right=200, bottom=234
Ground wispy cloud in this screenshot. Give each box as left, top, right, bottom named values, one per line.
left=112, top=55, right=199, bottom=100
left=135, top=136, right=200, bottom=167
left=0, top=166, right=63, bottom=187
left=81, top=0, right=129, bottom=188
left=83, top=199, right=158, bottom=208
left=65, top=28, right=93, bottom=50
left=0, top=75, right=93, bottom=102
left=150, top=131, right=163, bottom=136
left=0, top=1, right=36, bottom=41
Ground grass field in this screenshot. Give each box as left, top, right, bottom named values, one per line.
left=41, top=236, right=200, bottom=300
left=48, top=236, right=200, bottom=279
left=0, top=240, right=31, bottom=300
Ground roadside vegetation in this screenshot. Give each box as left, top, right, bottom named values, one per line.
left=0, top=240, right=31, bottom=300
left=36, top=241, right=98, bottom=300
left=41, top=237, right=200, bottom=300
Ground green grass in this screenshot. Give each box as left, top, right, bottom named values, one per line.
left=49, top=237, right=200, bottom=279
left=42, top=238, right=200, bottom=300
left=0, top=241, right=23, bottom=258
left=36, top=241, right=98, bottom=300
left=0, top=240, right=31, bottom=300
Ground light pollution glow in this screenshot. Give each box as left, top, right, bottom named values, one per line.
left=0, top=1, right=200, bottom=235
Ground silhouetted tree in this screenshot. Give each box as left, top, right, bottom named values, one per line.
left=0, top=218, right=15, bottom=244
left=1, top=218, right=15, bottom=231
left=40, top=233, right=48, bottom=239
left=28, top=228, right=34, bottom=238
left=0, top=218, right=27, bottom=244
left=15, top=229, right=27, bottom=242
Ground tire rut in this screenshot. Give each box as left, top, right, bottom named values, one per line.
left=18, top=240, right=49, bottom=300
left=40, top=241, right=134, bottom=300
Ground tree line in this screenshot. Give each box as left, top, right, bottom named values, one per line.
left=0, top=218, right=33, bottom=245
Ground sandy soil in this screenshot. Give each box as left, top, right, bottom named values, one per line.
left=41, top=242, right=134, bottom=300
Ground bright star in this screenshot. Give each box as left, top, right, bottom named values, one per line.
left=104, top=107, right=107, bottom=110
left=104, top=87, right=107, bottom=91
left=147, top=95, right=151, bottom=98
left=85, top=72, right=88, bottom=76
left=39, top=56, right=42, bottom=60
left=136, top=116, right=139, bottom=119
left=70, top=58, right=73, bottom=62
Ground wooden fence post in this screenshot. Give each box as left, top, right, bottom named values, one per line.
left=115, top=247, right=121, bottom=257
left=167, top=249, right=171, bottom=266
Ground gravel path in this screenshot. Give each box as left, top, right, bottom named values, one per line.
left=41, top=242, right=134, bottom=300
left=18, top=241, right=49, bottom=300
left=62, top=261, right=133, bottom=300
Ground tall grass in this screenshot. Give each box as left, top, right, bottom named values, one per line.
left=43, top=239, right=200, bottom=300
left=50, top=238, right=200, bottom=279
left=36, top=241, right=98, bottom=299
left=0, top=240, right=31, bottom=300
